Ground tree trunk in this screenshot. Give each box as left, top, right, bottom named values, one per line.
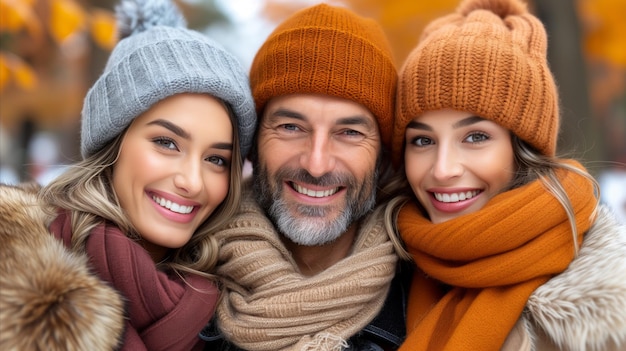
left=533, top=0, right=608, bottom=176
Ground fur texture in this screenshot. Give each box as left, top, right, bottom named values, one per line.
left=0, top=184, right=125, bottom=351
left=116, top=0, right=186, bottom=39
left=526, top=205, right=626, bottom=351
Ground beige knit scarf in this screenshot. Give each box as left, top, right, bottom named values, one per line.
left=214, top=190, right=398, bottom=351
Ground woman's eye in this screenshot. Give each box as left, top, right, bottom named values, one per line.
left=207, top=155, right=228, bottom=167
left=412, top=136, right=433, bottom=146
left=465, top=132, right=489, bottom=143
left=153, top=137, right=178, bottom=150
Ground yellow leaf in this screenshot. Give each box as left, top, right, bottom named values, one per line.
left=0, top=52, right=37, bottom=92
left=0, top=0, right=24, bottom=32
left=578, top=0, right=626, bottom=67
left=0, top=0, right=42, bottom=40
left=13, top=59, right=37, bottom=90
left=90, top=9, right=117, bottom=50
left=49, top=0, right=86, bottom=44
left=0, top=53, right=11, bottom=94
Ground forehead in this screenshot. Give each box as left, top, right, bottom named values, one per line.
left=263, top=94, right=378, bottom=129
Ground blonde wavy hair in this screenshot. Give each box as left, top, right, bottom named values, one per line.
left=40, top=104, right=243, bottom=279
left=380, top=135, right=600, bottom=259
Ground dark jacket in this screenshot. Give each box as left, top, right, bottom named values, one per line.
left=200, top=260, right=412, bottom=351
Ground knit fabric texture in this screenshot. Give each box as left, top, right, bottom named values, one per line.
left=250, top=4, right=397, bottom=150
left=213, top=183, right=398, bottom=350
left=397, top=160, right=597, bottom=351
left=392, top=0, right=559, bottom=166
left=49, top=211, right=218, bottom=350
left=80, top=0, right=256, bottom=159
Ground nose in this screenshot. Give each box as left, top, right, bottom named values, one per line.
left=432, top=144, right=463, bottom=181
left=299, top=132, right=336, bottom=178
left=173, top=158, right=204, bottom=196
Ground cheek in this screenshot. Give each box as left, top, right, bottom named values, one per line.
left=208, top=173, right=231, bottom=205
left=404, top=152, right=427, bottom=189
left=115, top=146, right=155, bottom=184
left=349, top=147, right=378, bottom=177
left=481, top=146, right=515, bottom=188
left=258, top=140, right=288, bottom=170
left=111, top=149, right=135, bottom=197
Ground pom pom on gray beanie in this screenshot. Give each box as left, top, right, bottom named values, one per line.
left=80, top=0, right=256, bottom=160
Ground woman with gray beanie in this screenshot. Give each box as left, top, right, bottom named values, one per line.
left=0, top=0, right=256, bottom=349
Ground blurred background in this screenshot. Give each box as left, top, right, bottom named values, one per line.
left=1, top=0, right=625, bottom=220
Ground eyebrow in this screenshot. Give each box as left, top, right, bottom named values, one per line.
left=148, top=119, right=190, bottom=139
left=148, top=119, right=233, bottom=150
left=212, top=142, right=233, bottom=151
left=269, top=108, right=376, bottom=128
left=406, top=115, right=485, bottom=131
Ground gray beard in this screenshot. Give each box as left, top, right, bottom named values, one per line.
left=253, top=165, right=378, bottom=246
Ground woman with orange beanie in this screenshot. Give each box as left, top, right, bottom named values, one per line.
left=384, top=0, right=626, bottom=350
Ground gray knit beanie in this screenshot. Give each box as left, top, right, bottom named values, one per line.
left=80, top=0, right=256, bottom=160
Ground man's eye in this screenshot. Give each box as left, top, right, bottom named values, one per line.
left=343, top=129, right=362, bottom=136
left=281, top=124, right=300, bottom=131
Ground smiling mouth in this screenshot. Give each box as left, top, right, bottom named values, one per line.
left=152, top=195, right=194, bottom=214
left=433, top=190, right=480, bottom=203
left=290, top=182, right=340, bottom=198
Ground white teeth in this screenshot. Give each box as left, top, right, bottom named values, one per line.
left=293, top=183, right=339, bottom=198
left=434, top=191, right=479, bottom=203
left=152, top=195, right=194, bottom=214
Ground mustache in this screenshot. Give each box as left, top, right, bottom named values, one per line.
left=276, top=168, right=354, bottom=188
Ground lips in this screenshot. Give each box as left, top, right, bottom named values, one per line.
left=433, top=190, right=480, bottom=203
left=152, top=195, right=194, bottom=214
left=291, top=182, right=340, bottom=198
left=427, top=189, right=483, bottom=218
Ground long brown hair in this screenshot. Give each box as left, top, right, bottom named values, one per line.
left=40, top=101, right=243, bottom=278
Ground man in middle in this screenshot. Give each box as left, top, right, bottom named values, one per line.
left=201, top=4, right=411, bottom=350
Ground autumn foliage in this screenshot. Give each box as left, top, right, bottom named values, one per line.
left=0, top=0, right=623, bottom=166
left=0, top=0, right=116, bottom=93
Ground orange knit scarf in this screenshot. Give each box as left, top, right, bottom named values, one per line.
left=397, top=162, right=597, bottom=351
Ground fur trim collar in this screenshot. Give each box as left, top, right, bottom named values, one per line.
left=0, top=184, right=125, bottom=350
left=527, top=205, right=626, bottom=351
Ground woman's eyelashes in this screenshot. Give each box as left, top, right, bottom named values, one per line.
left=152, top=136, right=230, bottom=168
left=153, top=136, right=178, bottom=151
left=206, top=155, right=229, bottom=167
left=464, top=131, right=490, bottom=144
left=407, top=131, right=492, bottom=147
left=409, top=135, right=434, bottom=147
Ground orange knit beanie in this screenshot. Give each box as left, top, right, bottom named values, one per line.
left=392, top=0, right=559, bottom=166
left=250, top=4, right=397, bottom=150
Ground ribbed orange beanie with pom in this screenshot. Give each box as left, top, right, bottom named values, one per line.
left=392, top=0, right=559, bottom=166
left=250, top=4, right=398, bottom=150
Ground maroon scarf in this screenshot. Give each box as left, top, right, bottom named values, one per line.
left=49, top=211, right=217, bottom=351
